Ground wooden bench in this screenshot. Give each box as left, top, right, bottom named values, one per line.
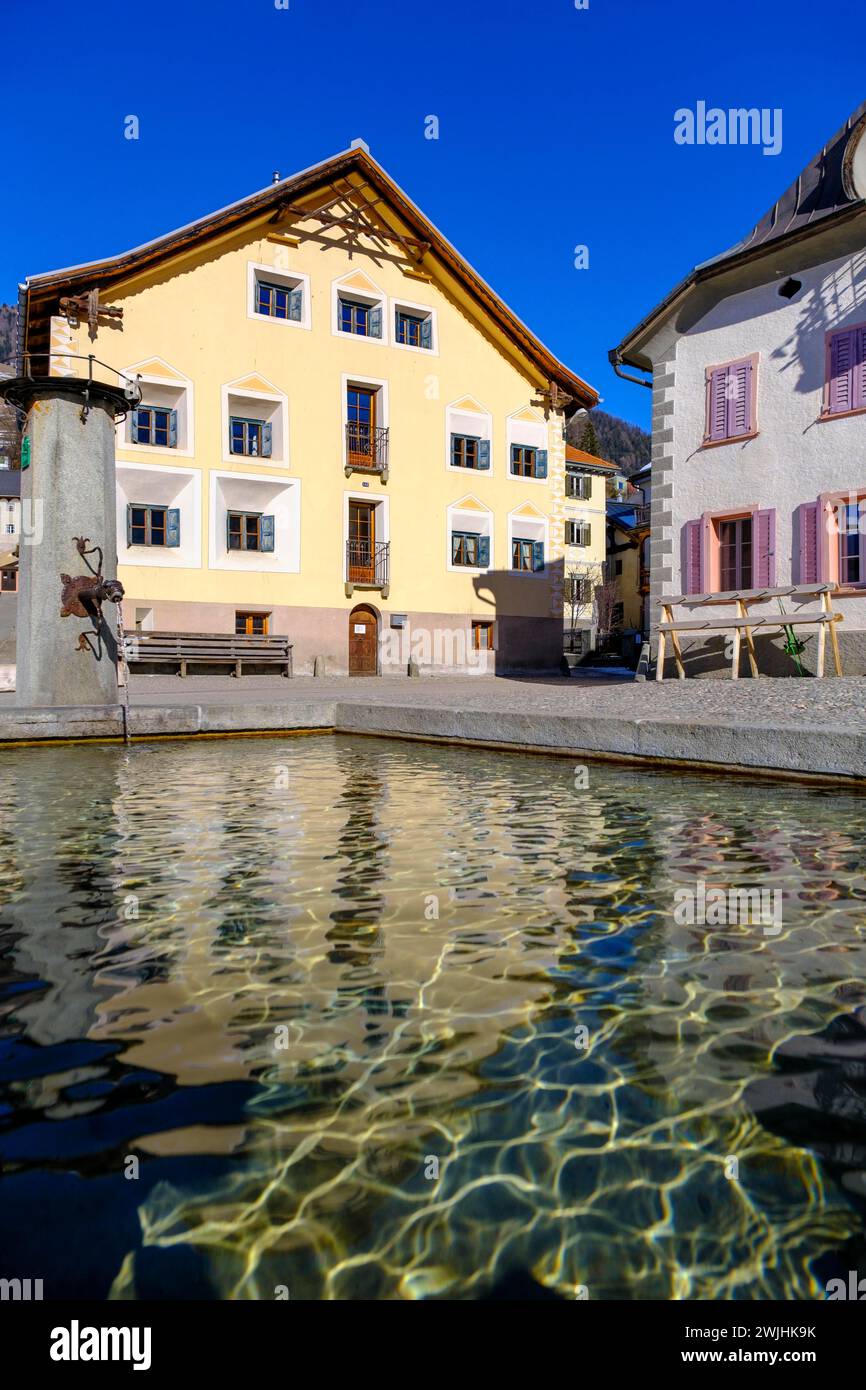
left=656, top=583, right=842, bottom=681
left=125, top=630, right=292, bottom=678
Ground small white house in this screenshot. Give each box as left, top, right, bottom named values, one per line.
left=611, top=99, right=866, bottom=675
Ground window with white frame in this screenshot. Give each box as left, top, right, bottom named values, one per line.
left=566, top=472, right=592, bottom=500
left=508, top=510, right=547, bottom=573
left=223, top=381, right=288, bottom=466
left=122, top=370, right=192, bottom=454
left=393, top=301, right=435, bottom=351
left=447, top=502, right=493, bottom=571
left=566, top=519, right=591, bottom=547
left=336, top=287, right=385, bottom=340
left=248, top=263, right=310, bottom=329
left=506, top=412, right=548, bottom=482
left=446, top=401, right=492, bottom=473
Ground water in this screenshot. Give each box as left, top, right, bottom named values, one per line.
left=0, top=734, right=865, bottom=1300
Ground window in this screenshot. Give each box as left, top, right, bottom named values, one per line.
left=227, top=511, right=274, bottom=552
left=131, top=405, right=176, bottom=448
left=839, top=501, right=865, bottom=586
left=451, top=530, right=488, bottom=567
left=1, top=567, right=17, bottom=592
left=705, top=357, right=756, bottom=443
left=615, top=558, right=623, bottom=576
left=824, top=326, right=866, bottom=417
left=339, top=297, right=382, bottom=339
left=612, top=603, right=624, bottom=627
left=256, top=280, right=302, bottom=321
left=566, top=473, right=591, bottom=499
left=472, top=620, right=494, bottom=650
left=230, top=417, right=272, bottom=458
left=236, top=611, right=270, bottom=635
left=718, top=515, right=753, bottom=590
left=395, top=309, right=432, bottom=349
left=512, top=536, right=544, bottom=572
left=127, top=504, right=179, bottom=547
left=565, top=520, right=591, bottom=547
left=450, top=434, right=490, bottom=470
left=510, top=444, right=547, bottom=479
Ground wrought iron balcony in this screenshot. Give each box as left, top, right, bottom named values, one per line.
left=345, top=423, right=389, bottom=481
left=345, top=539, right=390, bottom=598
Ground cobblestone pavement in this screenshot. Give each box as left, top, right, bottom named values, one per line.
left=126, top=671, right=866, bottom=731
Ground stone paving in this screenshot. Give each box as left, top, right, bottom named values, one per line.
left=124, top=670, right=866, bottom=732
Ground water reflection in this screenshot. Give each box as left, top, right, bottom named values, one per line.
left=0, top=737, right=865, bottom=1299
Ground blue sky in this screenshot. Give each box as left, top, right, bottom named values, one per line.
left=2, top=0, right=863, bottom=428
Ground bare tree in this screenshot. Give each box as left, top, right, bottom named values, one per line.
left=564, top=563, right=602, bottom=652
left=594, top=565, right=623, bottom=650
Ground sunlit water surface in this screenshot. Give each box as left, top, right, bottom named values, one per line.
left=1, top=735, right=865, bottom=1300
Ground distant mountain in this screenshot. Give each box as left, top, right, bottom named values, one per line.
left=568, top=408, right=650, bottom=476
left=0, top=304, right=16, bottom=362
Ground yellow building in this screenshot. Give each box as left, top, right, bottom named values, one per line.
left=21, top=145, right=597, bottom=675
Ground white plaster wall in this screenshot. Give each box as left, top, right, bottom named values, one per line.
left=668, top=247, right=866, bottom=625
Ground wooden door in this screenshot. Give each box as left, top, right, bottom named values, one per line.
left=347, top=387, right=376, bottom=465
left=348, top=501, right=375, bottom=583
left=349, top=605, right=378, bottom=676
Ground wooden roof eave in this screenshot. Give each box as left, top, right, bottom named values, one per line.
left=23, top=149, right=597, bottom=407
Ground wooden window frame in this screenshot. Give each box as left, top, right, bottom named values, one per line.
left=452, top=530, right=480, bottom=567
left=230, top=416, right=265, bottom=458
left=451, top=434, right=480, bottom=469
left=235, top=611, right=271, bottom=636
left=129, top=504, right=168, bottom=547
left=339, top=298, right=371, bottom=336
left=227, top=510, right=263, bottom=552
left=471, top=619, right=494, bottom=651
left=512, top=536, right=535, bottom=572
left=134, top=406, right=172, bottom=448
left=256, top=280, right=295, bottom=320
left=510, top=444, right=538, bottom=478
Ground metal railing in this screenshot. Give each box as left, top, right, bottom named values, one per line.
left=346, top=422, right=389, bottom=473
left=346, top=539, right=390, bottom=586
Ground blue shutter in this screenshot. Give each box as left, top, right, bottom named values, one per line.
left=169, top=409, right=178, bottom=448
left=262, top=422, right=273, bottom=458
left=532, top=540, right=544, bottom=572
left=288, top=287, right=302, bottom=322
left=584, top=523, right=591, bottom=548
left=451, top=532, right=461, bottom=563
left=130, top=409, right=141, bottom=444
left=369, top=305, right=382, bottom=339
left=260, top=515, right=275, bottom=552
left=167, top=508, right=180, bottom=548
left=420, top=316, right=432, bottom=349
left=536, top=449, right=548, bottom=479
left=477, top=535, right=490, bottom=568
left=126, top=503, right=133, bottom=546
left=478, top=440, right=491, bottom=470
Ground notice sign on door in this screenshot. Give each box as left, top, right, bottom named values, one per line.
left=353, top=624, right=366, bottom=634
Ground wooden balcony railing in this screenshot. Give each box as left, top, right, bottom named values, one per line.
left=633, top=503, right=651, bottom=528
left=345, top=423, right=389, bottom=481
left=345, top=540, right=390, bottom=595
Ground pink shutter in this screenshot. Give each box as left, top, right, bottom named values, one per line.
left=728, top=359, right=753, bottom=436
left=753, top=507, right=776, bottom=586
left=828, top=329, right=855, bottom=414
left=707, top=367, right=728, bottom=441
left=684, top=519, right=703, bottom=594
left=798, top=501, right=819, bottom=583
left=855, top=327, right=866, bottom=411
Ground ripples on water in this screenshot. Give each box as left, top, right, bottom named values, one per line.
left=0, top=734, right=865, bottom=1300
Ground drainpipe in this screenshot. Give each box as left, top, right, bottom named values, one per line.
left=607, top=348, right=652, bottom=389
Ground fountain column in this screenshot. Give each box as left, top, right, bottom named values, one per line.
left=0, top=376, right=133, bottom=708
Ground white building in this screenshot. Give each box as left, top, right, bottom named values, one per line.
left=611, top=99, right=866, bottom=675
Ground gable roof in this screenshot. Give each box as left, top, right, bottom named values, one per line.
left=612, top=100, right=866, bottom=370
left=22, top=146, right=596, bottom=408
